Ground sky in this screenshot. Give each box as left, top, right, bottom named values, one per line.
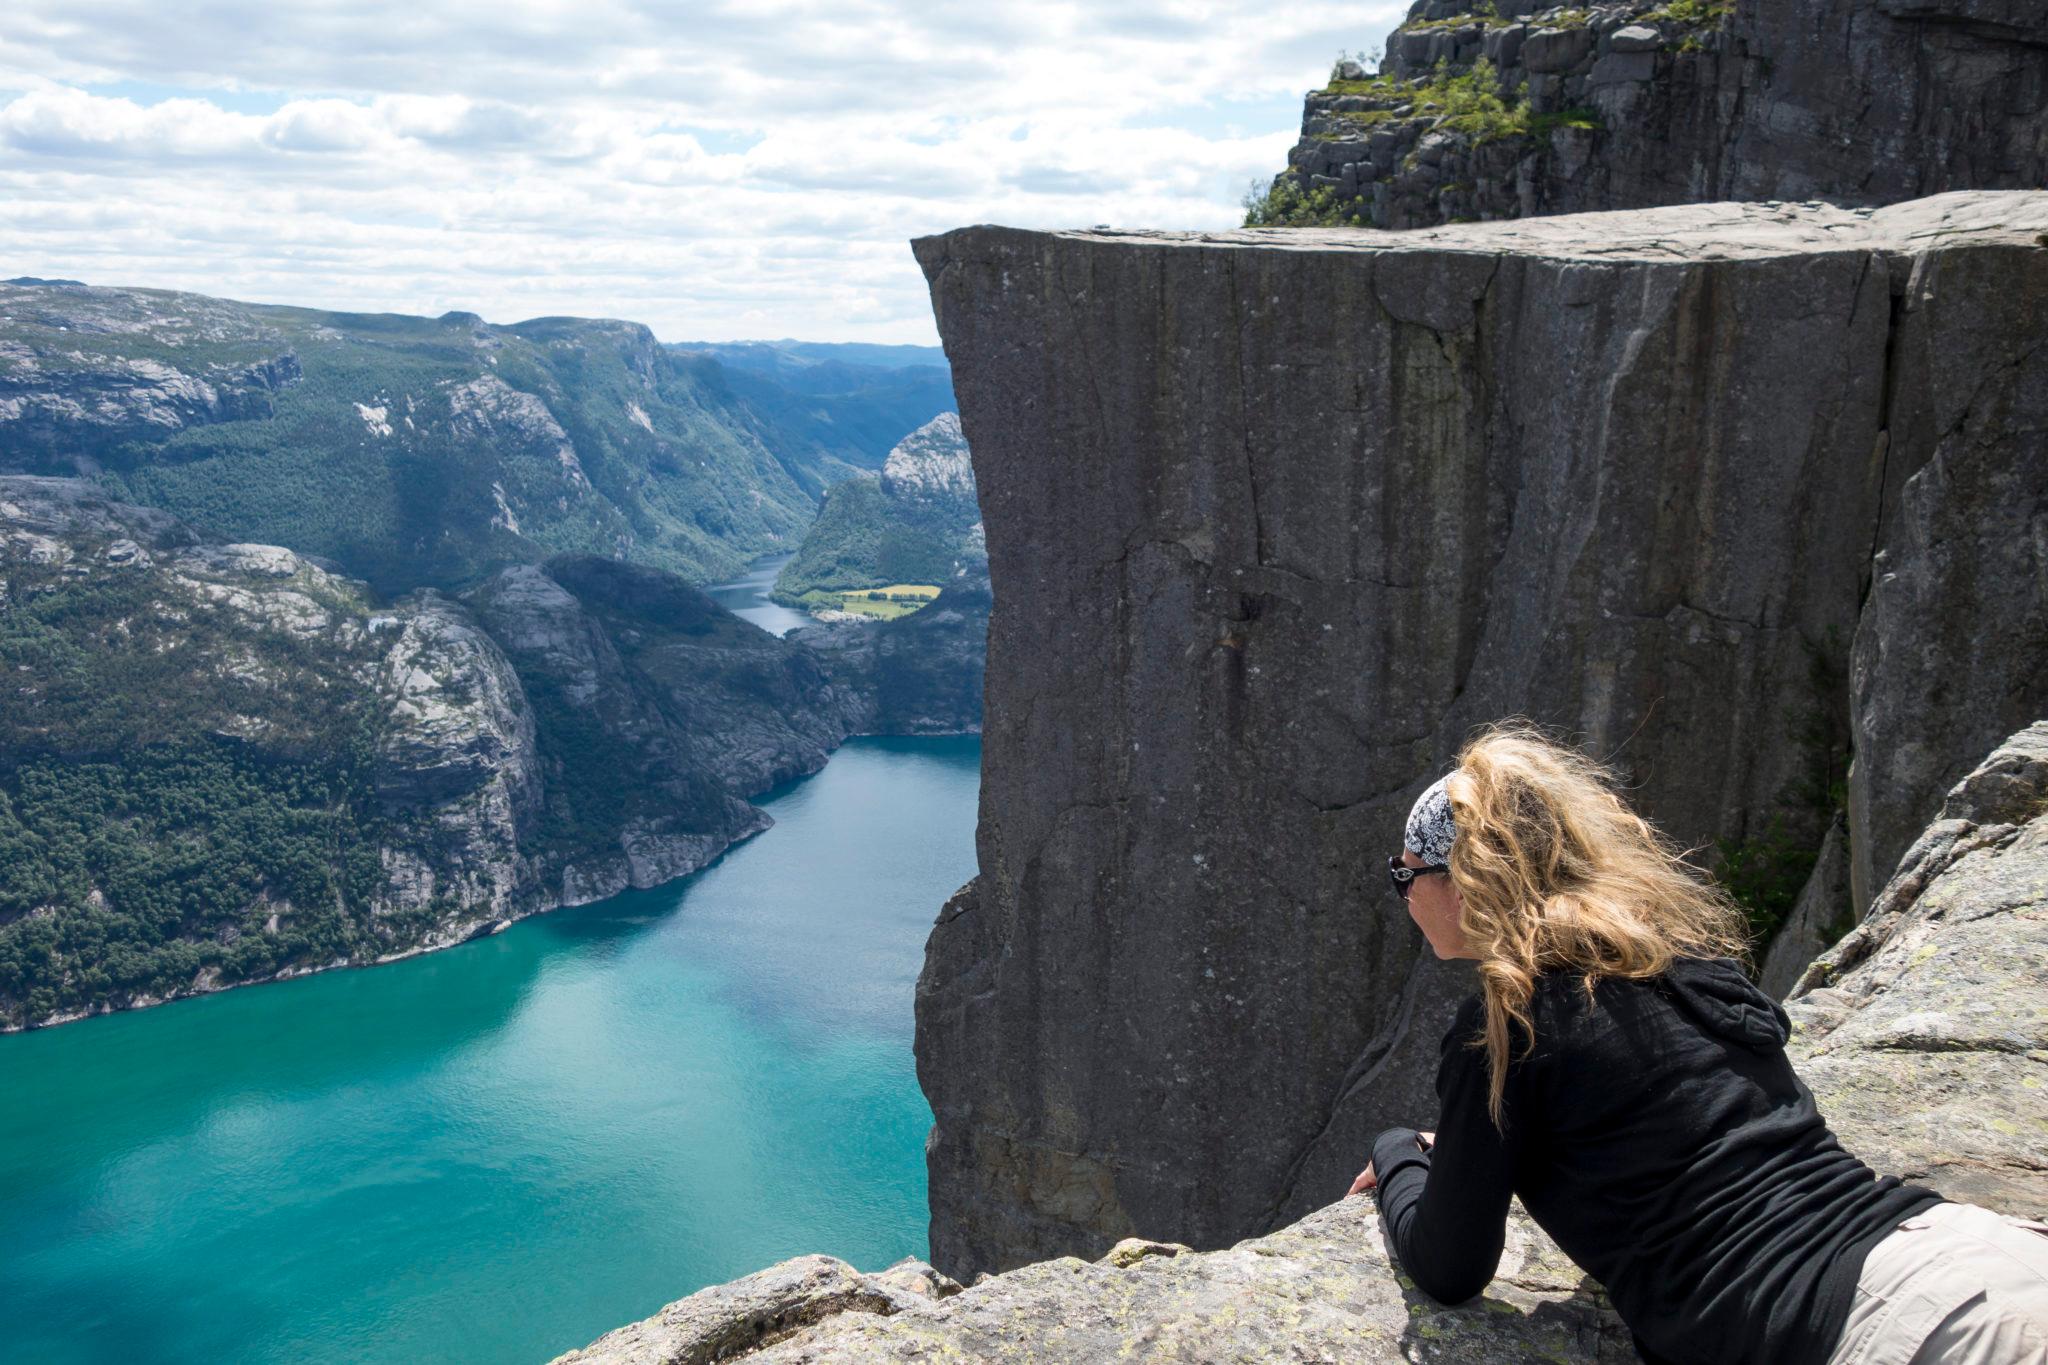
left=0, top=1, right=1407, bottom=344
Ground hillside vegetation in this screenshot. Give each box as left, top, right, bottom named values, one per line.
left=773, top=413, right=984, bottom=607
left=0, top=477, right=987, bottom=1029
left=0, top=283, right=945, bottom=594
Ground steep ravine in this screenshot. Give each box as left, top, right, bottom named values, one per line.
left=913, top=191, right=2047, bottom=1275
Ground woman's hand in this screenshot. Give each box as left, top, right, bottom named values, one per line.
left=1347, top=1132, right=1436, bottom=1197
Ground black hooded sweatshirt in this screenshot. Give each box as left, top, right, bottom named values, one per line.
left=1369, top=958, right=1941, bottom=1365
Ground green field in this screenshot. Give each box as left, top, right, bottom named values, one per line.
left=796, top=584, right=941, bottom=621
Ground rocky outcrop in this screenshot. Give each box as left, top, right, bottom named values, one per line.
left=911, top=192, right=2048, bottom=1274
left=1788, top=721, right=2048, bottom=1220
left=1272, top=0, right=2048, bottom=231
left=556, top=1200, right=1634, bottom=1364
left=787, top=568, right=989, bottom=736
left=371, top=590, right=543, bottom=923
left=465, top=555, right=855, bottom=905
left=554, top=719, right=2044, bottom=1359
left=879, top=413, right=975, bottom=502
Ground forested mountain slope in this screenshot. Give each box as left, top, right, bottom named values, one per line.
left=673, top=340, right=956, bottom=490
left=772, top=413, right=984, bottom=604
left=0, top=477, right=984, bottom=1030
left=0, top=282, right=839, bottom=593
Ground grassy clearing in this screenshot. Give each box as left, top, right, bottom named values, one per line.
left=798, top=584, right=942, bottom=621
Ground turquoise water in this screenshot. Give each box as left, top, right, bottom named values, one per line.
left=0, top=735, right=980, bottom=1364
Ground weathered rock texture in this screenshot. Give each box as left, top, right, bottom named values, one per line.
left=554, top=720, right=2045, bottom=1359
left=1789, top=721, right=2048, bottom=1221
left=912, top=192, right=2048, bottom=1274
left=1276, top=0, right=2048, bottom=231
left=557, top=1199, right=1634, bottom=1364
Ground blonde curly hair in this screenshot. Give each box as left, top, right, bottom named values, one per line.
left=1441, top=722, right=1750, bottom=1125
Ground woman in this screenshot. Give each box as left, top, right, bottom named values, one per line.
left=1348, top=723, right=2048, bottom=1365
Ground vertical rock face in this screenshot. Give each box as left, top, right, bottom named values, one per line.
left=1845, top=249, right=2048, bottom=906
left=1277, top=0, right=2048, bottom=231
left=913, top=192, right=2048, bottom=1276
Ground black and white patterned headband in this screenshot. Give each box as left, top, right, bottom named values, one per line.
left=1403, top=775, right=1457, bottom=867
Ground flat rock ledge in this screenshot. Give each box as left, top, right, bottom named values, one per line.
left=553, top=1201, right=1629, bottom=1364
left=555, top=720, right=2048, bottom=1363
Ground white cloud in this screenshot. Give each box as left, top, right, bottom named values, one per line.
left=0, top=1, right=1407, bottom=341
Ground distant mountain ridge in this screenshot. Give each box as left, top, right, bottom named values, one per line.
left=0, top=281, right=950, bottom=595
left=670, top=339, right=957, bottom=490
left=681, top=339, right=947, bottom=372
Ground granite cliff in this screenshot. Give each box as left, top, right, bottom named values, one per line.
left=1266, top=0, right=2048, bottom=230
left=0, top=478, right=982, bottom=1030
left=912, top=191, right=2048, bottom=1274
left=554, top=722, right=2046, bottom=1362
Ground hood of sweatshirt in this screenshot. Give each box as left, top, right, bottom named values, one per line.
left=1662, top=956, right=1790, bottom=1052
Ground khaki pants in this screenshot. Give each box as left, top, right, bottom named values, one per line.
left=1825, top=1201, right=2048, bottom=1364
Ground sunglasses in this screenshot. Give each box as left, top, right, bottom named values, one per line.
left=1388, top=854, right=1450, bottom=900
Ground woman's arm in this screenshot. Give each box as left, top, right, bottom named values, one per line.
left=1366, top=1038, right=1520, bottom=1304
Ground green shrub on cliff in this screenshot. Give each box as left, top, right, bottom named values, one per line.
left=1714, top=637, right=1853, bottom=953
left=1648, top=0, right=1734, bottom=23
left=1242, top=179, right=1365, bottom=228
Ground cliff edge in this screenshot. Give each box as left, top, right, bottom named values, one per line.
left=912, top=192, right=2048, bottom=1274
left=554, top=722, right=2047, bottom=1362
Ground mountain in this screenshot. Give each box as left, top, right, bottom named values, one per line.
left=0, top=282, right=840, bottom=594
left=670, top=340, right=957, bottom=490
left=1257, top=0, right=2048, bottom=231
left=692, top=340, right=947, bottom=372
left=0, top=477, right=984, bottom=1030
left=771, top=413, right=985, bottom=606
